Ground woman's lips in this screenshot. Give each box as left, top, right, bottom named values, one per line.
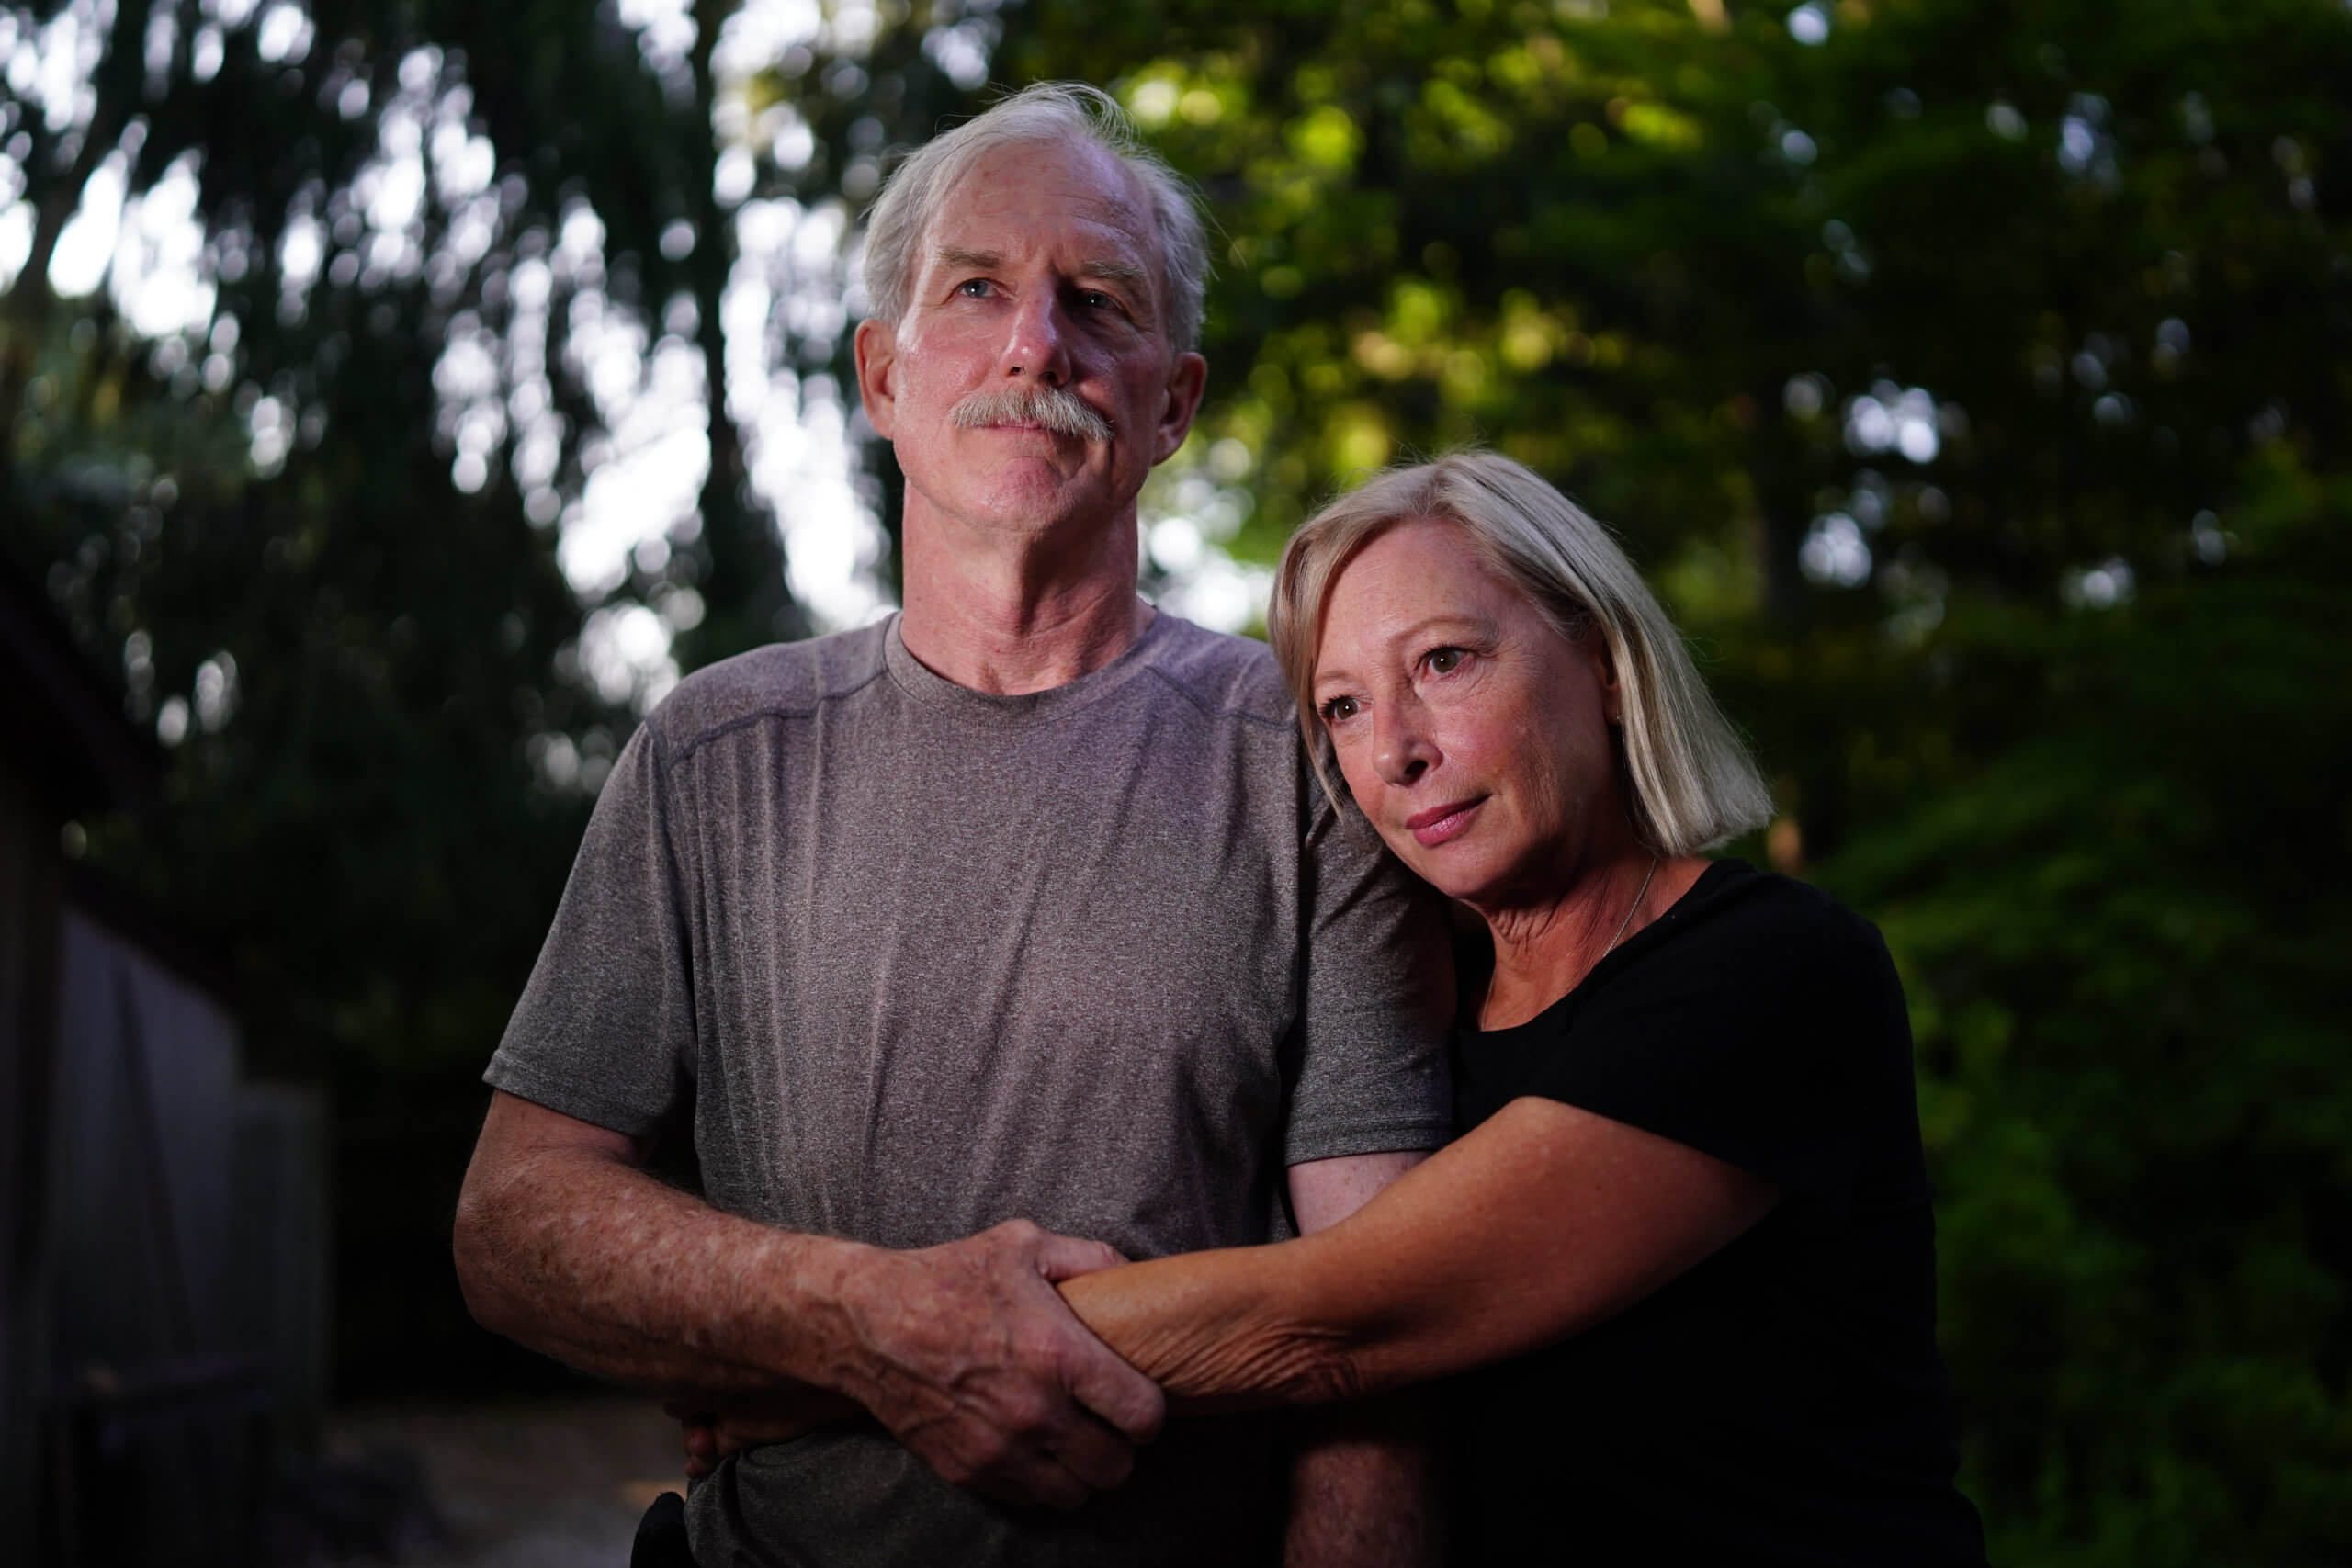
left=1404, top=797, right=1484, bottom=847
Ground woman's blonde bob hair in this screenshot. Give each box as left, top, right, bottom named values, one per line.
left=1267, top=451, right=1773, bottom=857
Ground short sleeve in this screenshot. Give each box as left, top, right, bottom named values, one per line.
left=1283, top=794, right=1456, bottom=1165
left=484, top=719, right=697, bottom=1137
left=1521, top=883, right=1908, bottom=1202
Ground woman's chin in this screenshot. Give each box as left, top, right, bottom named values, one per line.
left=1392, top=843, right=1503, bottom=908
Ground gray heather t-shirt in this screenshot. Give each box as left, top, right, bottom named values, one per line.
left=487, top=610, right=1452, bottom=1566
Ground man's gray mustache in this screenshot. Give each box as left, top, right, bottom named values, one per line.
left=951, top=385, right=1113, bottom=442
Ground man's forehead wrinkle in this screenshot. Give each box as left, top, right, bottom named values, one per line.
left=926, top=243, right=1147, bottom=288
left=966, top=141, right=1155, bottom=237
left=910, top=135, right=1174, bottom=332
left=1026, top=132, right=1157, bottom=222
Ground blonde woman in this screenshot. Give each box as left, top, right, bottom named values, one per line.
left=1050, top=452, right=1984, bottom=1563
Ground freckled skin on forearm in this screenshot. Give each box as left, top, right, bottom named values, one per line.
left=455, top=1090, right=1168, bottom=1511
left=453, top=1116, right=860, bottom=1396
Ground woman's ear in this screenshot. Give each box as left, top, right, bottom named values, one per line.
left=1592, top=638, right=1625, bottom=726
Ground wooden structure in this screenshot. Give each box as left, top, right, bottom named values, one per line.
left=0, top=564, right=328, bottom=1564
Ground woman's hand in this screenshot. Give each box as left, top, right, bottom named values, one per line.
left=668, top=1387, right=865, bottom=1478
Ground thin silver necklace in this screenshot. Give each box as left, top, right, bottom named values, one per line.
left=1600, top=852, right=1661, bottom=961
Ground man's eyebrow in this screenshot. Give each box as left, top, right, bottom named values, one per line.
left=934, top=245, right=1001, bottom=274
left=1077, top=257, right=1151, bottom=291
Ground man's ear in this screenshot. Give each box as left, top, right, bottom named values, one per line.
left=1150, top=350, right=1209, bottom=465
left=854, top=317, right=899, bottom=440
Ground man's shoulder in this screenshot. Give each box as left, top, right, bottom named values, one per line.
left=642, top=621, right=892, bottom=761
left=1139, top=615, right=1295, bottom=733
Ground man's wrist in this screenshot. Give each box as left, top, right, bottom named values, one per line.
left=753, top=1229, right=892, bottom=1399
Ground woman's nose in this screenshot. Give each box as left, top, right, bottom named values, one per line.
left=1373, top=698, right=1436, bottom=787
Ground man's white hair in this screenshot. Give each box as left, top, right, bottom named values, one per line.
left=861, top=82, right=1212, bottom=353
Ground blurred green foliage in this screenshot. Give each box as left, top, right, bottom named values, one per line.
left=4, top=0, right=2346, bottom=1558
left=1826, top=463, right=2352, bottom=1564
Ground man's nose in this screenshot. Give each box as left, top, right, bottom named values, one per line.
left=999, top=288, right=1075, bottom=386
left=1372, top=694, right=1436, bottom=787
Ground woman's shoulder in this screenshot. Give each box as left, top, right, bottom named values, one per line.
left=1648, top=856, right=1887, bottom=957
left=1469, top=860, right=1920, bottom=1192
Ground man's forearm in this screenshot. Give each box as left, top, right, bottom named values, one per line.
left=1285, top=1404, right=1441, bottom=1568
left=456, top=1091, right=1166, bottom=1509
left=453, top=1112, right=869, bottom=1396
left=1283, top=1150, right=1437, bottom=1568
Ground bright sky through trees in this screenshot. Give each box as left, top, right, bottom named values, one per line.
left=6, top=0, right=2077, bottom=730
left=2, top=0, right=1276, bottom=728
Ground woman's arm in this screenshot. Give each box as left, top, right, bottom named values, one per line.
left=1058, top=1095, right=1779, bottom=1406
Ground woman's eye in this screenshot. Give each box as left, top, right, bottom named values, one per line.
left=1318, top=696, right=1360, bottom=725
left=956, top=278, right=992, bottom=298
left=1427, top=648, right=1464, bottom=674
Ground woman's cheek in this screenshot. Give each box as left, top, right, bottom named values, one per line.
left=1331, top=737, right=1382, bottom=812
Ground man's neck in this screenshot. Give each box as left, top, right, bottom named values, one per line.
left=898, top=502, right=1153, bottom=695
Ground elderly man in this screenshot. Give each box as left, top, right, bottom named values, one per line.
left=453, top=84, right=1450, bottom=1565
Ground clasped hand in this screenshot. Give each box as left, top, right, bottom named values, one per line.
left=672, top=1219, right=1159, bottom=1511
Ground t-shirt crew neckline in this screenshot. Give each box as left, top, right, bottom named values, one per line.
left=881, top=606, right=1174, bottom=726
left=1467, top=857, right=1750, bottom=1040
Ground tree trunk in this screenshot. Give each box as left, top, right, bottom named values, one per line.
left=674, top=0, right=798, bottom=671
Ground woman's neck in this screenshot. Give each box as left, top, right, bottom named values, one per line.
left=1475, top=850, right=1708, bottom=1029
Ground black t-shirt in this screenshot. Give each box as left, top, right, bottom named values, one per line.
left=1446, top=859, right=1986, bottom=1566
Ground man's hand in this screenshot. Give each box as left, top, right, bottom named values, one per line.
left=672, top=1388, right=855, bottom=1480
left=825, top=1219, right=1166, bottom=1511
